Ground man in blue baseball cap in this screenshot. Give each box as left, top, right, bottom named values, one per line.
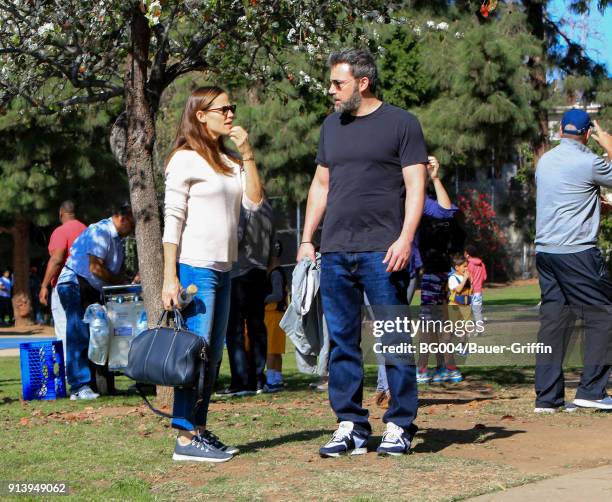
left=534, top=109, right=612, bottom=412
left=560, top=108, right=593, bottom=136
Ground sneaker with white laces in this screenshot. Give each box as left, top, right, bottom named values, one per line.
left=319, top=421, right=368, bottom=458
left=198, top=430, right=239, bottom=455
left=172, top=436, right=233, bottom=463
left=377, top=422, right=412, bottom=456
left=573, top=396, right=612, bottom=410
left=70, top=385, right=100, bottom=400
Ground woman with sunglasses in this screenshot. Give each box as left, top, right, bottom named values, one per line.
left=161, top=86, right=263, bottom=462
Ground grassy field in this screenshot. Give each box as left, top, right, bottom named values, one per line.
left=8, top=281, right=609, bottom=502
left=0, top=356, right=541, bottom=502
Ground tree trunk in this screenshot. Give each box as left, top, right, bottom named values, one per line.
left=125, top=7, right=172, bottom=410
left=11, top=216, right=33, bottom=327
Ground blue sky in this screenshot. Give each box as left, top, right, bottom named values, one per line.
left=548, top=0, right=612, bottom=75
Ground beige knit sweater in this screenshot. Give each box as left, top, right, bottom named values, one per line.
left=162, top=149, right=260, bottom=268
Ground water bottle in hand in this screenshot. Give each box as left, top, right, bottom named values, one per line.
left=178, top=284, right=198, bottom=309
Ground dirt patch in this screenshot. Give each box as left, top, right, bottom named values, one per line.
left=142, top=382, right=612, bottom=500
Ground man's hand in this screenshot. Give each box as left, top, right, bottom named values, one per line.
left=296, top=242, right=316, bottom=263
left=383, top=237, right=412, bottom=273
left=131, top=272, right=141, bottom=284
left=39, top=287, right=49, bottom=306
left=591, top=120, right=612, bottom=154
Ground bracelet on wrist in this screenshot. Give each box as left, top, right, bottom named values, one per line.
left=242, top=156, right=255, bottom=162
left=300, top=241, right=312, bottom=245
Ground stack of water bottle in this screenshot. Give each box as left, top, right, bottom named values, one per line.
left=84, top=284, right=197, bottom=367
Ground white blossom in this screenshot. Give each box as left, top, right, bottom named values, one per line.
left=145, top=0, right=162, bottom=27
left=37, top=22, right=54, bottom=37
left=426, top=20, right=435, bottom=28
left=436, top=22, right=449, bottom=31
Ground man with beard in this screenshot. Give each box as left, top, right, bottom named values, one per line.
left=297, top=48, right=427, bottom=457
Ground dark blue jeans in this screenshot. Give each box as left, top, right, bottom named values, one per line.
left=320, top=252, right=418, bottom=438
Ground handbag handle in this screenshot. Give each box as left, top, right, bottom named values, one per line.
left=155, top=308, right=185, bottom=331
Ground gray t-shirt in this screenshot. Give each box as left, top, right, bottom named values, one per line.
left=316, top=103, right=428, bottom=253
left=535, top=138, right=612, bottom=254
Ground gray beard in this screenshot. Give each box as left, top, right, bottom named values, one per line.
left=334, top=87, right=361, bottom=113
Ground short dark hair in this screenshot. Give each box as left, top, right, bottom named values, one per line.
left=465, top=244, right=478, bottom=257
left=328, top=48, right=378, bottom=93
left=112, top=201, right=132, bottom=217
left=452, top=253, right=467, bottom=268
left=60, top=200, right=75, bottom=213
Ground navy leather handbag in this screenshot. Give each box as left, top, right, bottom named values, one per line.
left=125, top=309, right=208, bottom=419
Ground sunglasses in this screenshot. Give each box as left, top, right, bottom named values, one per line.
left=330, top=79, right=354, bottom=90
left=206, top=104, right=237, bottom=116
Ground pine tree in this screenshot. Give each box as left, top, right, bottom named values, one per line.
left=0, top=104, right=125, bottom=326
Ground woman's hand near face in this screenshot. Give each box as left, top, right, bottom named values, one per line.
left=229, top=126, right=251, bottom=156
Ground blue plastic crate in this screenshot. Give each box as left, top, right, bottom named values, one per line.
left=19, top=340, right=67, bottom=400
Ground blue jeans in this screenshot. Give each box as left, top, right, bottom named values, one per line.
left=376, top=274, right=418, bottom=392
left=172, top=264, right=231, bottom=431
left=57, top=282, right=91, bottom=392
left=320, top=252, right=418, bottom=438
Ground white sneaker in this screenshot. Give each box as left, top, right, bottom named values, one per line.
left=377, top=422, right=411, bottom=456
left=533, top=407, right=556, bottom=414
left=319, top=421, right=368, bottom=457
left=70, top=385, right=100, bottom=400
left=573, top=396, right=612, bottom=410
left=534, top=402, right=578, bottom=414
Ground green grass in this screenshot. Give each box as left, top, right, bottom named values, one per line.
left=411, top=281, right=541, bottom=306
left=0, top=282, right=548, bottom=501
left=0, top=355, right=538, bottom=501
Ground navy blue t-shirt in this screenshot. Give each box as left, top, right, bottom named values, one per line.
left=315, top=103, right=428, bottom=253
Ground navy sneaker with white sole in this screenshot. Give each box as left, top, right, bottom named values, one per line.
left=319, top=421, right=368, bottom=458
left=198, top=429, right=239, bottom=455
left=172, top=436, right=233, bottom=463
left=377, top=422, right=412, bottom=456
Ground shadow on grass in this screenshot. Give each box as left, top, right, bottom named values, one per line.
left=412, top=425, right=527, bottom=453
left=1, top=396, right=20, bottom=405
left=420, top=397, right=496, bottom=407
left=462, top=367, right=533, bottom=385
left=236, top=429, right=331, bottom=454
